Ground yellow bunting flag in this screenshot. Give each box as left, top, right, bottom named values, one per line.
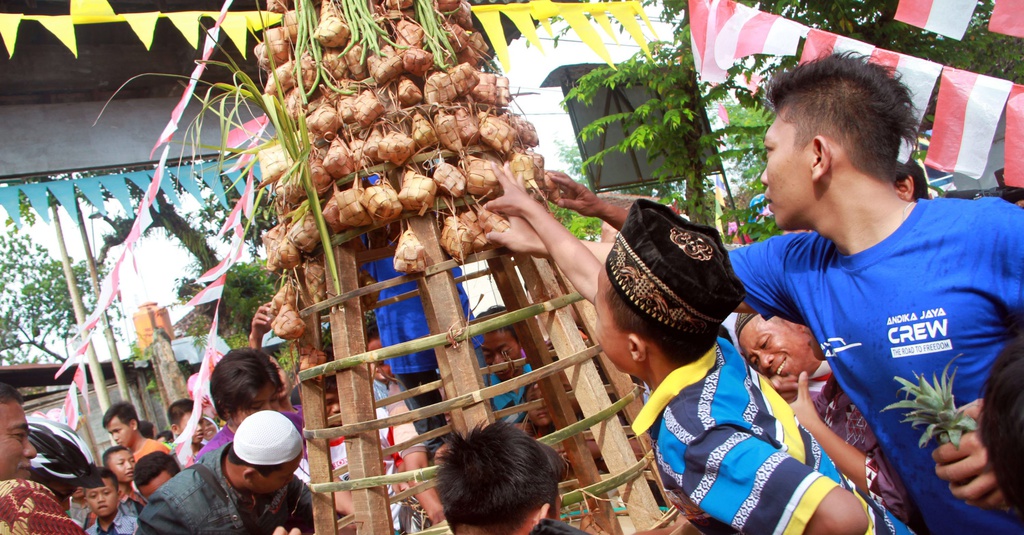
left=70, top=0, right=116, bottom=22
left=503, top=6, right=544, bottom=52
left=558, top=5, right=614, bottom=67
left=608, top=3, right=653, bottom=59
left=221, top=13, right=249, bottom=58
left=591, top=12, right=619, bottom=45
left=0, top=13, right=21, bottom=58
left=243, top=11, right=281, bottom=33
left=166, top=11, right=204, bottom=50
left=34, top=16, right=78, bottom=57
left=474, top=10, right=511, bottom=72
left=123, top=12, right=160, bottom=50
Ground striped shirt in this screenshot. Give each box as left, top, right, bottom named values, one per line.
left=632, top=343, right=911, bottom=535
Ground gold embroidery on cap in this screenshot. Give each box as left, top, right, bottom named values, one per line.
left=670, top=228, right=714, bottom=261
left=608, top=235, right=719, bottom=334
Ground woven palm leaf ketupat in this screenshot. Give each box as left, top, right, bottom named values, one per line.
left=229, top=0, right=671, bottom=531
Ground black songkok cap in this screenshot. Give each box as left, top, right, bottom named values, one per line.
left=605, top=200, right=746, bottom=336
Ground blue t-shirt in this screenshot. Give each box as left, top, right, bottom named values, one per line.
left=366, top=257, right=477, bottom=374
left=730, top=197, right=1024, bottom=534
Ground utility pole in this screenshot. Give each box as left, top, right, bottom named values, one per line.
left=75, top=200, right=130, bottom=402
left=52, top=204, right=111, bottom=413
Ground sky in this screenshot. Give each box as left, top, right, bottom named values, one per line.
left=9, top=11, right=674, bottom=366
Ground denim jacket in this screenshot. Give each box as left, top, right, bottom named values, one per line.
left=136, top=444, right=312, bottom=535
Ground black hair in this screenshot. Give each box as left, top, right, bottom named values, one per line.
left=210, top=348, right=282, bottom=421
left=101, top=445, right=130, bottom=466
left=138, top=420, right=155, bottom=440
left=476, top=305, right=519, bottom=342
left=0, top=382, right=23, bottom=405
left=604, top=282, right=716, bottom=365
left=97, top=467, right=117, bottom=488
left=167, top=399, right=194, bottom=428
left=134, top=452, right=180, bottom=487
left=895, top=159, right=929, bottom=201
left=155, top=430, right=174, bottom=442
left=981, top=335, right=1024, bottom=519
left=436, top=422, right=560, bottom=535
left=102, top=401, right=139, bottom=429
left=366, top=321, right=380, bottom=342
left=766, top=53, right=918, bottom=183
left=226, top=443, right=290, bottom=477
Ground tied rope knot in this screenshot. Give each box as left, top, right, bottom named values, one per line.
left=446, top=322, right=466, bottom=348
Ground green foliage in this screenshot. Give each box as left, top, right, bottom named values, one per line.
left=565, top=0, right=1022, bottom=237
left=220, top=261, right=277, bottom=338
left=0, top=232, right=93, bottom=364
left=883, top=360, right=977, bottom=449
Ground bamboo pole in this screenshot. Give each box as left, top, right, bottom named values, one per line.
left=52, top=204, right=111, bottom=412
left=74, top=200, right=131, bottom=402
left=298, top=292, right=583, bottom=381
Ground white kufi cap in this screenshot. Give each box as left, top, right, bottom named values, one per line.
left=234, top=411, right=303, bottom=465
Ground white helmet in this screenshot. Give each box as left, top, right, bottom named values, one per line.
left=27, top=417, right=104, bottom=488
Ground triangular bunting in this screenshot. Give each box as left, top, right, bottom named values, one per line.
left=608, top=3, right=652, bottom=59
left=242, top=11, right=281, bottom=33
left=198, top=165, right=230, bottom=208
left=123, top=12, right=161, bottom=50
left=124, top=171, right=152, bottom=196
left=166, top=11, right=204, bottom=50
left=474, top=10, right=511, bottom=72
left=34, top=16, right=78, bottom=58
left=590, top=12, right=619, bottom=45
left=224, top=170, right=246, bottom=196
left=0, top=186, right=23, bottom=228
left=75, top=177, right=108, bottom=217
left=98, top=175, right=134, bottom=215
left=70, top=0, right=116, bottom=18
left=221, top=13, right=249, bottom=58
left=19, top=183, right=53, bottom=224
left=171, top=166, right=207, bottom=206
left=0, top=14, right=22, bottom=58
left=503, top=8, right=544, bottom=52
left=46, top=181, right=80, bottom=224
left=559, top=6, right=614, bottom=67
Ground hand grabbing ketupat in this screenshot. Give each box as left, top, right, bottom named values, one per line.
left=484, top=164, right=910, bottom=535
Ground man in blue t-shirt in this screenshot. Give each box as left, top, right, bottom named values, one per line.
left=489, top=55, right=1022, bottom=534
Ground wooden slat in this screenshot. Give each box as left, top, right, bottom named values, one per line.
left=487, top=255, right=622, bottom=535
left=408, top=215, right=493, bottom=431
left=328, top=242, right=393, bottom=534
left=517, top=254, right=664, bottom=531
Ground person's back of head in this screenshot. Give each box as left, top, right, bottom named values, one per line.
left=167, top=399, right=194, bottom=434
left=894, top=159, right=929, bottom=201
left=138, top=420, right=155, bottom=440
left=602, top=200, right=746, bottom=366
left=134, top=451, right=180, bottom=499
left=210, top=348, right=282, bottom=423
left=766, top=53, right=918, bottom=184
left=436, top=422, right=561, bottom=535
left=981, top=335, right=1024, bottom=519
left=26, top=418, right=104, bottom=500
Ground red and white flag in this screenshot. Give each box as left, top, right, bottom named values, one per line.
left=60, top=383, right=80, bottom=431
left=72, top=365, right=90, bottom=413
left=689, top=0, right=735, bottom=83
left=186, top=273, right=227, bottom=307
left=713, top=2, right=806, bottom=74
left=799, top=29, right=874, bottom=64
left=717, top=102, right=730, bottom=125
left=1003, top=85, right=1024, bottom=187
left=989, top=0, right=1024, bottom=38
left=174, top=311, right=221, bottom=466
left=894, top=0, right=979, bottom=40
left=926, top=67, right=1013, bottom=179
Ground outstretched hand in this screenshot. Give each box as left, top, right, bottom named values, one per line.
left=485, top=163, right=550, bottom=256
left=548, top=171, right=602, bottom=217
left=249, top=303, right=274, bottom=349
left=932, top=400, right=1007, bottom=510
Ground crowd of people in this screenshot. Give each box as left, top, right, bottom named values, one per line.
left=2, top=53, right=1023, bottom=535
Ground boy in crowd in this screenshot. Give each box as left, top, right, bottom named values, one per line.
left=167, top=398, right=205, bottom=458
left=477, top=305, right=532, bottom=424
left=84, top=468, right=138, bottom=535
left=101, top=446, right=145, bottom=517
left=133, top=452, right=180, bottom=500
left=138, top=411, right=312, bottom=534
left=436, top=422, right=585, bottom=535
left=102, top=402, right=169, bottom=461
left=486, top=174, right=910, bottom=533
left=981, top=335, right=1024, bottom=519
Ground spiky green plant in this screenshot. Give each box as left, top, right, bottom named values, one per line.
left=883, top=360, right=977, bottom=449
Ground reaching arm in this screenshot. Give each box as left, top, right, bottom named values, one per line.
left=486, top=163, right=603, bottom=303
left=547, top=171, right=629, bottom=230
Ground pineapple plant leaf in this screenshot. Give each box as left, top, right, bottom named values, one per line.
left=883, top=359, right=977, bottom=449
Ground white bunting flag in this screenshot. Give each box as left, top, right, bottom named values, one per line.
left=689, top=0, right=735, bottom=83
left=894, top=0, right=979, bottom=40
left=713, top=2, right=806, bottom=73
left=186, top=273, right=227, bottom=307
left=926, top=67, right=1013, bottom=179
